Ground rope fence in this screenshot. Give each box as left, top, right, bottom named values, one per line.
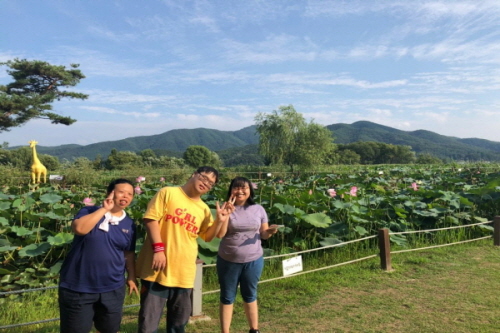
left=1, top=217, right=498, bottom=330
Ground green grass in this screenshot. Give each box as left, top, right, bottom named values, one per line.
left=2, top=240, right=500, bottom=332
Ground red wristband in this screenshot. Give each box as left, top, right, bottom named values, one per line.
left=152, top=242, right=165, bottom=253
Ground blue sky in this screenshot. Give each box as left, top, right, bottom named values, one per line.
left=1, top=0, right=500, bottom=147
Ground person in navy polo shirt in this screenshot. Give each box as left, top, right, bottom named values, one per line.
left=58, top=179, right=138, bottom=333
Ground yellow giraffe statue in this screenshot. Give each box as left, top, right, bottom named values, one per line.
left=28, top=140, right=47, bottom=183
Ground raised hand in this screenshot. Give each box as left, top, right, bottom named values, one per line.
left=216, top=196, right=235, bottom=220
left=103, top=190, right=115, bottom=211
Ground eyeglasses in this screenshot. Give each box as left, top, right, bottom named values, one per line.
left=197, top=173, right=215, bottom=188
left=232, top=186, right=249, bottom=191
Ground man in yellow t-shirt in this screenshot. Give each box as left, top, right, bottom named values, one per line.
left=136, top=166, right=234, bottom=333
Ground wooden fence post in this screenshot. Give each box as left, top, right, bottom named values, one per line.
left=378, top=228, right=392, bottom=271
left=493, top=216, right=500, bottom=246
left=190, top=259, right=210, bottom=322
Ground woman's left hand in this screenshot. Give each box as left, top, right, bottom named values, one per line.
left=267, top=225, right=280, bottom=235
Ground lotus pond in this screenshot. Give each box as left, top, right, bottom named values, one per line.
left=1, top=164, right=499, bottom=293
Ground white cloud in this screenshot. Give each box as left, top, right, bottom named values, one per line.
left=81, top=106, right=160, bottom=118
left=189, top=14, right=220, bottom=33
left=414, top=111, right=449, bottom=123
left=368, top=108, right=393, bottom=116
left=87, top=26, right=138, bottom=42
left=221, top=34, right=318, bottom=64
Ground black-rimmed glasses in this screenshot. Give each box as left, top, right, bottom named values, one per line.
left=197, top=173, right=215, bottom=188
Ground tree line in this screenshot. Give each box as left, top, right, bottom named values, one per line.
left=255, top=105, right=442, bottom=169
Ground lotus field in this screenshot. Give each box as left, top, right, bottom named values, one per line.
left=1, top=164, right=499, bottom=294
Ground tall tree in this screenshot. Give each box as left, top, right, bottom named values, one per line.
left=183, top=145, right=221, bottom=168
left=0, top=58, right=88, bottom=132
left=105, top=149, right=143, bottom=170
left=255, top=105, right=334, bottom=170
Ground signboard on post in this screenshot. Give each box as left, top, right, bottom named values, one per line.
left=282, top=255, right=303, bottom=276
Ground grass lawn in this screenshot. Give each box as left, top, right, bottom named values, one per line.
left=3, top=240, right=500, bottom=333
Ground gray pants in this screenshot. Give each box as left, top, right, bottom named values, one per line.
left=137, top=280, right=192, bottom=333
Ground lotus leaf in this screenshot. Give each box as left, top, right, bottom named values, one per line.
left=273, top=203, right=297, bottom=215
left=11, top=226, right=33, bottom=237
left=354, top=226, right=368, bottom=235
left=319, top=237, right=343, bottom=247
left=197, top=236, right=221, bottom=252
left=18, top=243, right=51, bottom=257
left=48, top=233, right=74, bottom=246
left=301, top=213, right=332, bottom=228
left=0, top=245, right=18, bottom=252
left=0, top=217, right=8, bottom=226
left=39, top=193, right=63, bottom=204
left=389, top=234, right=407, bottom=246
left=50, top=262, right=63, bottom=275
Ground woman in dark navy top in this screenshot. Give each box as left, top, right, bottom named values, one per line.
left=59, top=179, right=138, bottom=333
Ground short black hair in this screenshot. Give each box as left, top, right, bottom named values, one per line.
left=107, top=178, right=134, bottom=195
left=196, top=166, right=220, bottom=184
left=226, top=176, right=256, bottom=205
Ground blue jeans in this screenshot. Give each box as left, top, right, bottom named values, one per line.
left=217, top=255, right=264, bottom=304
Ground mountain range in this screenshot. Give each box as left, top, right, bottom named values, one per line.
left=22, top=121, right=500, bottom=163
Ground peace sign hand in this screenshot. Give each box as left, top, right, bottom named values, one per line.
left=216, top=196, right=235, bottom=221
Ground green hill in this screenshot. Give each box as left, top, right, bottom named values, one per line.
left=29, top=126, right=259, bottom=161
left=14, top=121, right=500, bottom=162
left=327, top=121, right=500, bottom=161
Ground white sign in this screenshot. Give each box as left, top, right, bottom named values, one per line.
left=282, top=255, right=303, bottom=276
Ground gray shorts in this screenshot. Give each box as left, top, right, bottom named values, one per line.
left=137, top=279, right=192, bottom=333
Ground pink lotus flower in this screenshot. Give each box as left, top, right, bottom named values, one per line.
left=327, top=189, right=336, bottom=197
left=350, top=186, right=358, bottom=197
left=309, top=189, right=313, bottom=195
left=136, top=176, right=146, bottom=183
left=252, top=182, right=258, bottom=189
left=411, top=182, right=418, bottom=191
left=83, top=197, right=94, bottom=206
left=160, top=177, right=165, bottom=182
left=134, top=186, right=142, bottom=195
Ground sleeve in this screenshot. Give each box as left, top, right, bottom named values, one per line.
left=74, top=206, right=99, bottom=220
left=260, top=205, right=269, bottom=224
left=126, top=220, right=137, bottom=252
left=143, top=187, right=168, bottom=221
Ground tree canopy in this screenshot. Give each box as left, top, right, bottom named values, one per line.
left=338, top=142, right=416, bottom=164
left=255, top=105, right=334, bottom=170
left=0, top=58, right=88, bottom=132
left=183, top=145, right=221, bottom=168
